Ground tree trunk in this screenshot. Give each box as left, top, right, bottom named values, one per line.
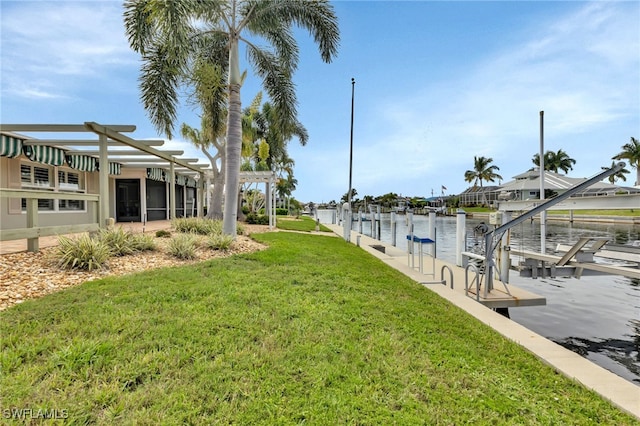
left=222, top=37, right=242, bottom=236
left=202, top=146, right=224, bottom=220
left=208, top=172, right=225, bottom=220
left=223, top=82, right=242, bottom=236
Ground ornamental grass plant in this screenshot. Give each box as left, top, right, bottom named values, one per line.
left=53, top=234, right=112, bottom=271
left=167, top=233, right=201, bottom=260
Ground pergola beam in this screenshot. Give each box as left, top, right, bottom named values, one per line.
left=1, top=124, right=136, bottom=132
left=84, top=122, right=201, bottom=173
left=68, top=150, right=184, bottom=156
left=22, top=139, right=165, bottom=146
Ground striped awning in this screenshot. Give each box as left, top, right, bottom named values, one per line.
left=23, top=145, right=66, bottom=166
left=186, top=177, right=197, bottom=188
left=66, top=154, right=98, bottom=172
left=109, top=162, right=122, bottom=175
left=147, top=168, right=165, bottom=182
left=176, top=174, right=186, bottom=186
left=1, top=134, right=24, bottom=158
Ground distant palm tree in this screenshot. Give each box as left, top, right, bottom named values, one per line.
left=532, top=149, right=576, bottom=174
left=465, top=156, right=502, bottom=206
left=603, top=161, right=630, bottom=185
left=612, top=137, right=640, bottom=185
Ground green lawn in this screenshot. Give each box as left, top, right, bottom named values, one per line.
left=276, top=215, right=332, bottom=232
left=1, top=232, right=637, bottom=425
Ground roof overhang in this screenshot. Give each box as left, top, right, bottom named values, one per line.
left=0, top=122, right=207, bottom=175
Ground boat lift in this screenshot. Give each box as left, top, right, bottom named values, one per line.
left=481, top=162, right=628, bottom=296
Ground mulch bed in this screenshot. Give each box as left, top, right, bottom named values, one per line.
left=0, top=226, right=270, bottom=311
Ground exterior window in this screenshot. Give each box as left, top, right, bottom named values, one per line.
left=19, top=162, right=86, bottom=212
left=21, top=164, right=52, bottom=188
left=21, top=198, right=54, bottom=211
left=20, top=163, right=54, bottom=211
left=58, top=170, right=82, bottom=191
left=58, top=170, right=85, bottom=210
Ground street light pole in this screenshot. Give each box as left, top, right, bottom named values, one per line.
left=343, top=78, right=355, bottom=242
left=348, top=78, right=355, bottom=209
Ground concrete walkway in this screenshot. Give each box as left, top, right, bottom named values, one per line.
left=326, top=223, right=640, bottom=420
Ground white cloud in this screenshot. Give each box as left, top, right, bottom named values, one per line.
left=1, top=1, right=137, bottom=99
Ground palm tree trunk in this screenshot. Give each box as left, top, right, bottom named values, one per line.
left=223, top=82, right=242, bottom=236
left=208, top=172, right=225, bottom=220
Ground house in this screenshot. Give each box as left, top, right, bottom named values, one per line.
left=496, top=168, right=636, bottom=201
left=0, top=123, right=209, bottom=247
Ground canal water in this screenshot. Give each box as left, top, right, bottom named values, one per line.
left=316, top=210, right=640, bottom=385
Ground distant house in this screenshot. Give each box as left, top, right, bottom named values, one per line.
left=496, top=168, right=637, bottom=201
left=458, top=185, right=501, bottom=207
left=458, top=167, right=639, bottom=207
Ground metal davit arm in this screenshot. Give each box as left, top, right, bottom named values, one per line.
left=483, top=162, right=627, bottom=291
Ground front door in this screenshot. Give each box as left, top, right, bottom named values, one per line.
left=116, top=179, right=141, bottom=222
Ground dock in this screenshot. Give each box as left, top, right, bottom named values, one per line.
left=325, top=224, right=546, bottom=309
left=512, top=236, right=640, bottom=280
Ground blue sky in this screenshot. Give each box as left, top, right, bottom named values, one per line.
left=1, top=1, right=638, bottom=203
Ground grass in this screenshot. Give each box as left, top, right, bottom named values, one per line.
left=1, top=232, right=637, bottom=425
left=276, top=215, right=332, bottom=232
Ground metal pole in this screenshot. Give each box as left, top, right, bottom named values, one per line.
left=347, top=78, right=355, bottom=210
left=539, top=111, right=546, bottom=254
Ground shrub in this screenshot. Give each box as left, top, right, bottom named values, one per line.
left=206, top=234, right=234, bottom=251
left=172, top=217, right=221, bottom=235
left=276, top=208, right=288, bottom=216
left=236, top=223, right=245, bottom=235
left=54, top=234, right=112, bottom=271
left=98, top=227, right=135, bottom=256
left=155, top=229, right=171, bottom=238
left=167, top=234, right=200, bottom=260
left=130, top=233, right=157, bottom=252
left=246, top=213, right=269, bottom=225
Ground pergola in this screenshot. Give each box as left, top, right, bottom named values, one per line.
left=239, top=170, right=278, bottom=229
left=0, top=122, right=210, bottom=226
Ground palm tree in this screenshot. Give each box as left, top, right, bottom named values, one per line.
left=124, top=0, right=340, bottom=236
left=252, top=101, right=308, bottom=170
left=181, top=121, right=226, bottom=219
left=603, top=161, right=630, bottom=185
left=612, top=137, right=640, bottom=185
left=179, top=60, right=229, bottom=219
left=464, top=156, right=502, bottom=206
left=532, top=149, right=576, bottom=174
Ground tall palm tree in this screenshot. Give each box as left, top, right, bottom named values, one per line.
left=612, top=137, right=640, bottom=185
left=124, top=0, right=340, bottom=236
left=532, top=149, right=576, bottom=174
left=464, top=156, right=502, bottom=206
